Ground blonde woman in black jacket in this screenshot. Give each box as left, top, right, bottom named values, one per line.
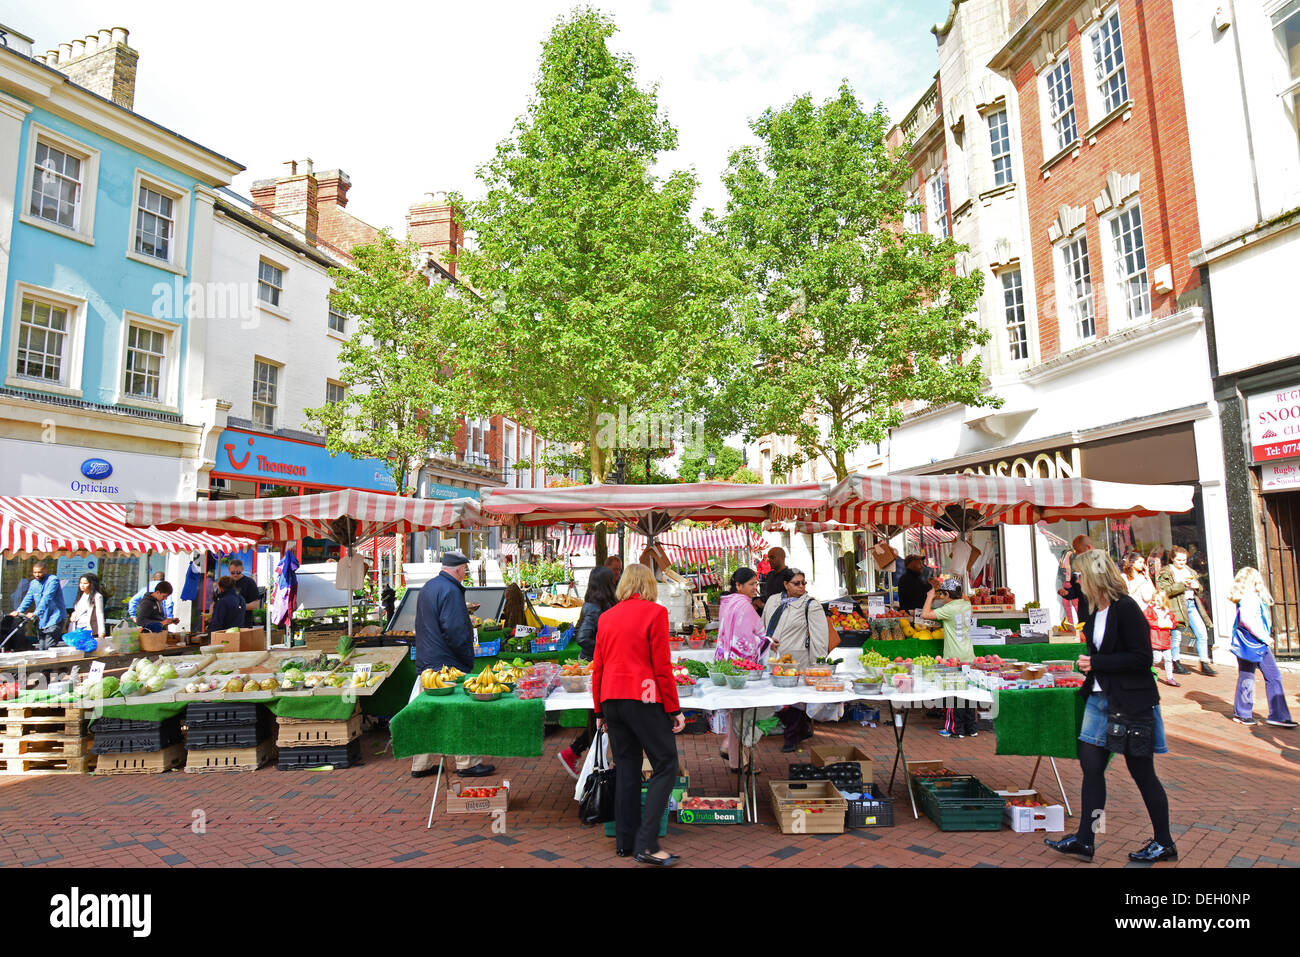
left=1046, top=551, right=1177, bottom=864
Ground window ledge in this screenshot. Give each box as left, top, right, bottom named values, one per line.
left=1084, top=100, right=1133, bottom=144
left=979, top=181, right=1017, bottom=203
left=258, top=303, right=290, bottom=323
left=952, top=197, right=974, bottom=220
left=4, top=375, right=83, bottom=399
left=112, top=393, right=181, bottom=416
left=18, top=213, right=94, bottom=246
left=326, top=329, right=348, bottom=342
left=125, top=249, right=187, bottom=277
left=1040, top=139, right=1081, bottom=176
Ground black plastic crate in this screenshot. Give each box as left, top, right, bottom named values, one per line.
left=185, top=702, right=270, bottom=729
left=276, top=738, right=362, bottom=770
left=90, top=715, right=182, bottom=735
left=91, top=718, right=184, bottom=754
left=845, top=781, right=895, bottom=828
left=187, top=724, right=267, bottom=750
left=786, top=763, right=862, bottom=790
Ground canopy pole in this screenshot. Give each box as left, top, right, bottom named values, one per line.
left=347, top=546, right=354, bottom=640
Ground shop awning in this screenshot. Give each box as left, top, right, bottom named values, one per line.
left=0, top=496, right=255, bottom=558
left=356, top=535, right=396, bottom=557
left=566, top=528, right=769, bottom=563
left=124, top=490, right=494, bottom=545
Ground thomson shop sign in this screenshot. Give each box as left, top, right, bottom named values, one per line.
left=212, top=428, right=398, bottom=492
left=1246, top=386, right=1300, bottom=463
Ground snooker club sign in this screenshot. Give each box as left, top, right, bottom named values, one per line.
left=1246, top=386, right=1300, bottom=464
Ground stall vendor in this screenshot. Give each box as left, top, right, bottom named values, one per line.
left=208, top=576, right=246, bottom=632
left=227, top=559, right=261, bottom=627
left=135, top=581, right=179, bottom=633
left=897, top=554, right=937, bottom=612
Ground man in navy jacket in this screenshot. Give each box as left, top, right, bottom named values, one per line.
left=411, top=551, right=493, bottom=779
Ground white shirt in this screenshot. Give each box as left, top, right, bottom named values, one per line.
left=335, top=554, right=368, bottom=590
left=1089, top=604, right=1110, bottom=693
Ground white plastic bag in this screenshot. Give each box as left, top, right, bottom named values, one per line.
left=573, top=729, right=612, bottom=801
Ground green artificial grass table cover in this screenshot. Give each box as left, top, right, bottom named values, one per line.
left=390, top=685, right=545, bottom=759
left=992, top=686, right=1087, bottom=759
left=853, top=639, right=1085, bottom=663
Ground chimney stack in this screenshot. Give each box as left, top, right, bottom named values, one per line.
left=250, top=160, right=320, bottom=245
left=406, top=192, right=463, bottom=277
left=48, top=26, right=138, bottom=111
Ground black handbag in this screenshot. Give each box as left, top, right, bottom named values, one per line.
left=577, top=728, right=616, bottom=825
left=1105, top=709, right=1156, bottom=757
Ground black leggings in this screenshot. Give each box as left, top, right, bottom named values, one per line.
left=1076, top=741, right=1172, bottom=847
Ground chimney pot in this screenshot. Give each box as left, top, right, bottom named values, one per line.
left=44, top=50, right=58, bottom=66
left=98, top=28, right=112, bottom=47
left=112, top=27, right=128, bottom=46
left=85, top=34, right=99, bottom=55
left=71, top=39, right=85, bottom=59
left=58, top=42, right=72, bottom=63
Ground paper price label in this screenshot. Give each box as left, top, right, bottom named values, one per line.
left=88, top=661, right=105, bottom=678
left=914, top=610, right=926, bottom=628
left=867, top=597, right=886, bottom=617
left=830, top=600, right=856, bottom=614
left=1027, top=608, right=1049, bottom=630
left=514, top=626, right=533, bottom=637
left=355, top=663, right=372, bottom=678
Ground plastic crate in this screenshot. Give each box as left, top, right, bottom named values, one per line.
left=473, top=639, right=502, bottom=658
left=787, top=762, right=864, bottom=789
left=530, top=637, right=566, bottom=653
left=89, top=716, right=178, bottom=734
left=845, top=784, right=895, bottom=828
left=276, top=737, right=362, bottom=770
left=185, top=702, right=269, bottom=728
left=187, top=724, right=267, bottom=750
left=916, top=777, right=1005, bottom=832
left=91, top=715, right=184, bottom=754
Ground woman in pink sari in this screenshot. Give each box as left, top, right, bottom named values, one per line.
left=716, top=568, right=770, bottom=770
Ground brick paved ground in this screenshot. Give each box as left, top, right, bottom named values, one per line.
left=0, top=668, right=1296, bottom=869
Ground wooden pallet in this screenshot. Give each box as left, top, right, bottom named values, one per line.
left=4, top=714, right=87, bottom=737
left=95, top=744, right=187, bottom=775
left=0, top=734, right=92, bottom=758
left=184, top=738, right=275, bottom=773
left=3, top=703, right=87, bottom=721
left=276, top=712, right=362, bottom=748
left=0, top=754, right=95, bottom=775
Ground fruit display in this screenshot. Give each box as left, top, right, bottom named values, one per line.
left=872, top=608, right=907, bottom=619
left=460, top=786, right=504, bottom=798
left=858, top=650, right=892, bottom=669
left=671, top=665, right=696, bottom=687
left=970, top=587, right=1016, bottom=606
left=814, top=678, right=845, bottom=692
left=911, top=766, right=958, bottom=777
left=464, top=668, right=510, bottom=695
left=492, top=661, right=521, bottom=683
left=679, top=797, right=741, bottom=811
left=828, top=608, right=870, bottom=633
left=1053, top=623, right=1081, bottom=635
left=1051, top=673, right=1085, bottom=688
left=421, top=668, right=456, bottom=690
left=934, top=657, right=966, bottom=668
left=1042, top=660, right=1076, bottom=673
left=970, top=654, right=1009, bottom=671
left=730, top=658, right=765, bottom=673
left=770, top=664, right=800, bottom=678
left=899, top=619, right=941, bottom=640
left=561, top=660, right=592, bottom=677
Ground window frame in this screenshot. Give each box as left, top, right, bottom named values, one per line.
left=1000, top=267, right=1031, bottom=363
left=327, top=305, right=347, bottom=337
left=1273, top=1, right=1300, bottom=140
left=1088, top=5, right=1131, bottom=119
left=257, top=258, right=286, bottom=312
left=927, top=167, right=950, bottom=239
left=987, top=108, right=1014, bottom=188
left=251, top=357, right=282, bottom=431
left=115, top=311, right=181, bottom=412
left=325, top=379, right=346, bottom=406
left=905, top=189, right=923, bottom=234
left=20, top=125, right=99, bottom=245
left=1103, top=199, right=1151, bottom=327
left=1041, top=56, right=1080, bottom=159
left=5, top=283, right=88, bottom=397
left=1056, top=232, right=1096, bottom=346
left=125, top=169, right=191, bottom=275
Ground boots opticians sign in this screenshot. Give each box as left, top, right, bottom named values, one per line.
left=1246, top=386, right=1300, bottom=463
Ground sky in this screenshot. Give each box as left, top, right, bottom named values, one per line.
left=6, top=0, right=953, bottom=232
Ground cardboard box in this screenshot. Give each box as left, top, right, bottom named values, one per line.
left=1005, top=802, right=1066, bottom=833
left=207, top=628, right=269, bottom=653
left=446, top=781, right=510, bottom=814
left=641, top=756, right=689, bottom=790
left=676, top=793, right=745, bottom=825
left=810, top=746, right=872, bottom=782
left=769, top=780, right=847, bottom=835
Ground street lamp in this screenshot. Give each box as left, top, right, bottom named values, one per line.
left=706, top=450, right=717, bottom=480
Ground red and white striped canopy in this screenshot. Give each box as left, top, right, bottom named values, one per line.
left=125, top=490, right=493, bottom=545
left=356, top=535, right=396, bottom=557
left=481, top=482, right=827, bottom=527
left=1, top=496, right=255, bottom=558
left=566, top=528, right=768, bottom=564
left=812, top=474, right=1195, bottom=529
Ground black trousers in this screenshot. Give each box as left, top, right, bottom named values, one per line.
left=602, top=699, right=678, bottom=855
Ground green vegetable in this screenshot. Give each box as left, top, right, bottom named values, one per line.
left=708, top=660, right=738, bottom=676
left=336, top=636, right=355, bottom=659
left=681, top=659, right=710, bottom=678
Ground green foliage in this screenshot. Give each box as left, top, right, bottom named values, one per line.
left=712, top=83, right=997, bottom=480
left=677, top=443, right=746, bottom=483
left=450, top=8, right=740, bottom=482
left=502, top=559, right=568, bottom=586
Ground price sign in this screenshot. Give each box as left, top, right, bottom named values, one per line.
left=1027, top=608, right=1050, bottom=631
left=914, top=610, right=926, bottom=628
left=867, top=596, right=886, bottom=617
left=830, top=600, right=856, bottom=614
left=88, top=661, right=105, bottom=678
left=514, top=626, right=533, bottom=637
left=355, top=663, right=373, bottom=678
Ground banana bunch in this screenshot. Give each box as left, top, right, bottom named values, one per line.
left=465, top=668, right=510, bottom=694
left=491, top=662, right=520, bottom=682
left=421, top=668, right=452, bottom=690
left=437, top=666, right=465, bottom=682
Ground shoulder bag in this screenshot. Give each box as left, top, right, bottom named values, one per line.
left=577, top=728, right=616, bottom=825
left=1228, top=606, right=1269, bottom=664
left=1105, top=708, right=1156, bottom=757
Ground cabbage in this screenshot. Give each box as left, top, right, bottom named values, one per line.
left=101, top=676, right=121, bottom=697
left=121, top=670, right=138, bottom=684
left=156, top=663, right=177, bottom=680
left=120, top=679, right=142, bottom=697
left=145, top=675, right=166, bottom=693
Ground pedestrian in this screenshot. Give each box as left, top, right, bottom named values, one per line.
left=134, top=581, right=178, bottom=633
left=1046, top=551, right=1177, bottom=864
left=556, top=565, right=618, bottom=778
left=1121, top=553, right=1156, bottom=611
left=591, top=562, right=685, bottom=866
left=69, top=573, right=107, bottom=646
left=897, top=554, right=937, bottom=612
left=16, top=561, right=67, bottom=650
left=1146, top=591, right=1184, bottom=686
left=1058, top=535, right=1095, bottom=625
left=410, top=551, right=493, bottom=780
left=604, top=554, right=623, bottom=582
left=762, top=567, right=828, bottom=752
left=1147, top=546, right=1166, bottom=581
left=208, top=576, right=246, bottom=633
left=129, top=572, right=173, bottom=620
left=715, top=567, right=772, bottom=770
left=757, top=547, right=788, bottom=611
left=1226, top=567, right=1297, bottom=729
left=1156, top=546, right=1216, bottom=676
left=226, top=559, right=261, bottom=627
left=922, top=577, right=977, bottom=737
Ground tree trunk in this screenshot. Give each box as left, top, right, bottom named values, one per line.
left=594, top=523, right=608, bottom=568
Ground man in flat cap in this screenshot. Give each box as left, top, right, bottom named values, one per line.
left=411, top=550, right=494, bottom=778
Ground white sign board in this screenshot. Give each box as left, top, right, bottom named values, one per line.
left=1247, top=386, right=1300, bottom=463
left=1261, top=458, right=1300, bottom=492
left=1027, top=608, right=1050, bottom=630
left=867, top=596, right=886, bottom=617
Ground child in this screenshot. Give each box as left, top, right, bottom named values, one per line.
left=1146, top=591, right=1182, bottom=687
left=922, top=577, right=977, bottom=738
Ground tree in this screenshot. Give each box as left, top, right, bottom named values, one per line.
left=714, top=82, right=996, bottom=481
left=304, top=232, right=470, bottom=567
left=677, top=443, right=747, bottom=483
left=450, top=7, right=738, bottom=483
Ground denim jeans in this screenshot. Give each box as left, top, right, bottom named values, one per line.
left=1185, top=602, right=1210, bottom=661
left=1234, top=648, right=1293, bottom=723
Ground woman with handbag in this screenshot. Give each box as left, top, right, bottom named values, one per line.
left=1156, top=546, right=1216, bottom=676
left=68, top=574, right=107, bottom=646
left=1046, top=551, right=1177, bottom=864
left=1227, top=567, right=1297, bottom=728
left=716, top=567, right=771, bottom=770
left=762, top=567, right=830, bottom=753
left=591, top=563, right=685, bottom=866
left=557, top=566, right=619, bottom=778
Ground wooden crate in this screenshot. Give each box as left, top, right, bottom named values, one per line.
left=3, top=712, right=86, bottom=737
left=276, top=711, right=362, bottom=748
left=1, top=734, right=92, bottom=758
left=768, top=780, right=847, bottom=835
left=0, top=753, right=95, bottom=775
left=96, top=744, right=187, bottom=775
left=184, top=738, right=275, bottom=773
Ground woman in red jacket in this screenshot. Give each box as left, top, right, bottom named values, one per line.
left=592, top=562, right=686, bottom=866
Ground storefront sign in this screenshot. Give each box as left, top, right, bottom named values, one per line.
left=0, top=438, right=184, bottom=501
left=426, top=481, right=480, bottom=501
left=954, top=447, right=1082, bottom=479
left=1247, top=386, right=1300, bottom=463
left=1261, top=458, right=1300, bottom=492
left=213, top=429, right=398, bottom=492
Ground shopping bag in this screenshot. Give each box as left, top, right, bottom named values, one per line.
left=577, top=729, right=616, bottom=824
left=573, top=728, right=606, bottom=800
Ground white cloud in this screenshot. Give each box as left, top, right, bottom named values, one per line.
left=8, top=0, right=947, bottom=229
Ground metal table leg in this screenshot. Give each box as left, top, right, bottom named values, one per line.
left=425, top=756, right=445, bottom=829
left=883, top=702, right=919, bottom=819
left=1049, top=757, right=1073, bottom=817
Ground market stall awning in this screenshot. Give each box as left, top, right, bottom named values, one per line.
left=813, top=474, right=1195, bottom=530
left=124, top=490, right=494, bottom=545
left=0, top=496, right=255, bottom=558
left=356, top=535, right=396, bottom=557
left=481, top=482, right=827, bottom=531
left=565, top=527, right=769, bottom=563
